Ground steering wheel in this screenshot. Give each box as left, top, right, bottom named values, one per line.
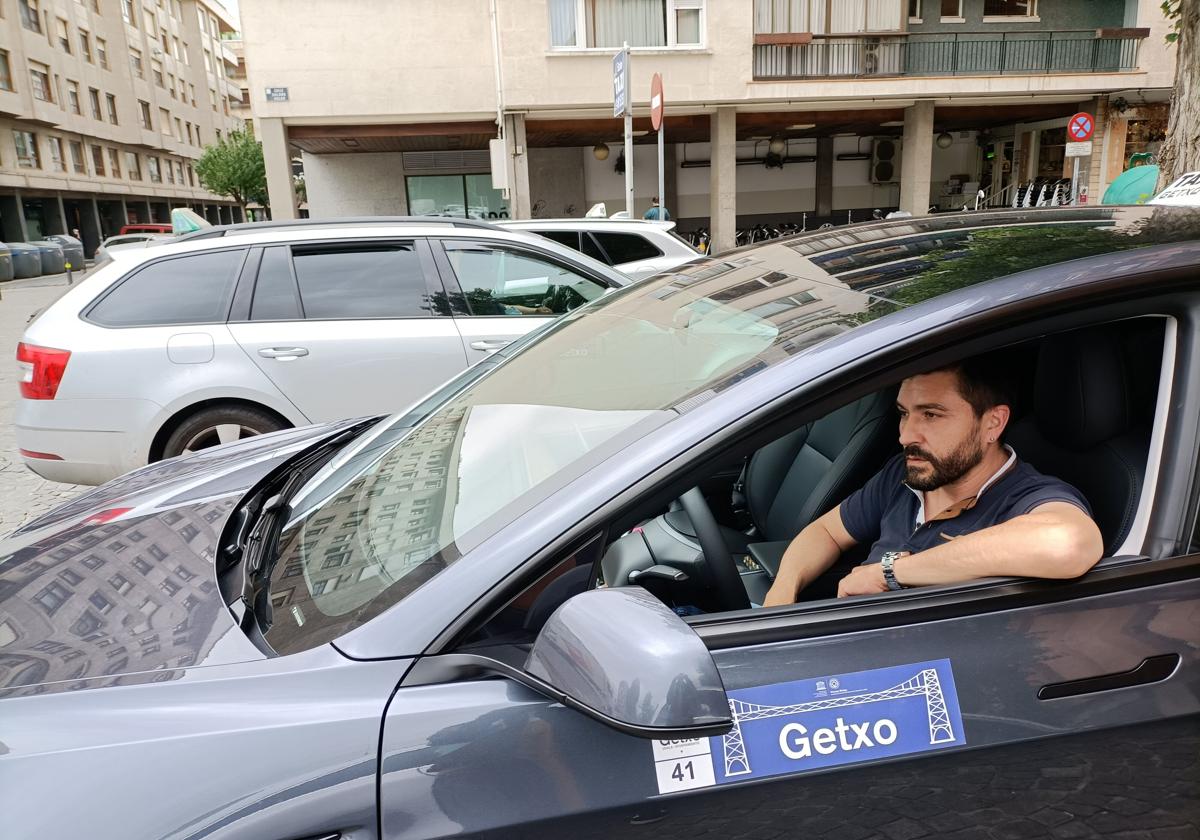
left=677, top=489, right=751, bottom=611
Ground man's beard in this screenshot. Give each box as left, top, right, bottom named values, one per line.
left=904, top=432, right=985, bottom=492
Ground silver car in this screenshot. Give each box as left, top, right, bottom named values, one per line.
left=14, top=217, right=627, bottom=485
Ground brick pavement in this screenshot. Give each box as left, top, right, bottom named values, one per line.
left=0, top=274, right=87, bottom=536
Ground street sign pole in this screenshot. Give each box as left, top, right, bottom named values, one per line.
left=622, top=44, right=634, bottom=218
left=1066, top=112, right=1095, bottom=206
left=1071, top=156, right=1081, bottom=205
left=651, top=73, right=664, bottom=223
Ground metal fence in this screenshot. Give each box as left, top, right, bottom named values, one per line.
left=753, top=32, right=1142, bottom=80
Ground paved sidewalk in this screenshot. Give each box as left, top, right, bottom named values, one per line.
left=0, top=274, right=87, bottom=536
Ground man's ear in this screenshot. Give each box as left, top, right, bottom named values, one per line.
left=986, top=404, right=1011, bottom=441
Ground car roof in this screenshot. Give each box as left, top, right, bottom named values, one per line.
left=500, top=218, right=676, bottom=230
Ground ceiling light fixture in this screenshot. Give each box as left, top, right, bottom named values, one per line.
left=787, top=123, right=816, bottom=130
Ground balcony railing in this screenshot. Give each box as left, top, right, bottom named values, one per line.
left=753, top=30, right=1145, bottom=80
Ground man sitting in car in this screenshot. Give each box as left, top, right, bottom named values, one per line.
left=763, top=357, right=1104, bottom=605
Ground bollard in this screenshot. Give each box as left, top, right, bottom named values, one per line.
left=65, top=261, right=73, bottom=285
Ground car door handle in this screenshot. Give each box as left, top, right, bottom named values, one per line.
left=258, top=347, right=309, bottom=359
left=470, top=339, right=512, bottom=352
left=1038, top=653, right=1180, bottom=700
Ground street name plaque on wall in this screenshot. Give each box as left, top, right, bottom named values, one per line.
left=265, top=87, right=289, bottom=102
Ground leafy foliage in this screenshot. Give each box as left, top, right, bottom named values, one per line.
left=195, top=129, right=268, bottom=209
left=1162, top=0, right=1182, bottom=42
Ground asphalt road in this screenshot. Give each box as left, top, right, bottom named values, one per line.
left=0, top=273, right=87, bottom=536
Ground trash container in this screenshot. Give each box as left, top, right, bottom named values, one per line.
left=8, top=243, right=43, bottom=279
left=45, top=234, right=85, bottom=270
left=0, top=243, right=14, bottom=282
left=29, top=240, right=66, bottom=275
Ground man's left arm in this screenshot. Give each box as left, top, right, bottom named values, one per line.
left=838, top=502, right=1103, bottom=597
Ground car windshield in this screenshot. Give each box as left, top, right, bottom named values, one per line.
left=262, top=207, right=1200, bottom=654
left=263, top=240, right=886, bottom=652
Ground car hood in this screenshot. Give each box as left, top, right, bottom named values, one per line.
left=0, top=418, right=375, bottom=699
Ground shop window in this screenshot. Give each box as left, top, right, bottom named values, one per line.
left=406, top=174, right=509, bottom=220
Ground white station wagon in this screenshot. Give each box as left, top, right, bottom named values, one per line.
left=15, top=217, right=628, bottom=485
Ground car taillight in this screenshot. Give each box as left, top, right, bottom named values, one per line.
left=16, top=342, right=71, bottom=400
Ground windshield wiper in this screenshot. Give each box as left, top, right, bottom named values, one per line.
left=224, top=420, right=376, bottom=642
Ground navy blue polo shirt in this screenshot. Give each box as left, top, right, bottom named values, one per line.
left=840, top=449, right=1092, bottom=565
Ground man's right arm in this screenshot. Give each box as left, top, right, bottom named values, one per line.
left=762, top=506, right=857, bottom=607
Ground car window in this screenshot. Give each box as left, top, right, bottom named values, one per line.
left=593, top=232, right=662, bottom=264
left=539, top=230, right=581, bottom=250
left=87, top=249, right=246, bottom=327
left=250, top=246, right=302, bottom=321
left=581, top=232, right=609, bottom=263
left=443, top=243, right=608, bottom=317
left=291, top=243, right=430, bottom=319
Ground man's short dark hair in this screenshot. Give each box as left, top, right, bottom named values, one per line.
left=927, top=354, right=1017, bottom=418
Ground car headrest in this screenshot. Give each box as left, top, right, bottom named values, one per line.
left=1034, top=328, right=1131, bottom=451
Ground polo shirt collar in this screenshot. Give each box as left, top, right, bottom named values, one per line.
left=908, top=445, right=1018, bottom=526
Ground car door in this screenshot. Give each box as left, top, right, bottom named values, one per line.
left=432, top=238, right=613, bottom=365
left=376, top=550, right=1199, bottom=839
left=227, top=239, right=468, bottom=421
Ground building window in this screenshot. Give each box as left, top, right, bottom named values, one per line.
left=168, top=73, right=176, bottom=98
left=174, top=116, right=182, bottom=137
left=983, top=0, right=1036, bottom=15
left=91, top=144, right=105, bottom=175
left=34, top=581, right=72, bottom=614
left=130, top=48, right=144, bottom=78
left=203, top=49, right=212, bottom=73
left=48, top=136, right=65, bottom=171
left=108, top=147, right=121, bottom=177
left=121, top=0, right=135, bottom=25
left=97, top=38, right=109, bottom=69
left=19, top=0, right=42, bottom=34
left=160, top=108, right=171, bottom=134
left=172, top=36, right=182, bottom=60
left=67, top=80, right=81, bottom=114
left=89, top=591, right=113, bottom=613
left=908, top=0, right=921, bottom=19
left=29, top=63, right=53, bottom=102
left=0, top=50, right=13, bottom=92
left=180, top=524, right=199, bottom=542
left=57, top=18, right=72, bottom=53
left=189, top=83, right=196, bottom=105
left=209, top=88, right=218, bottom=111
left=139, top=100, right=152, bottom=129
left=152, top=60, right=164, bottom=87
left=106, top=93, right=118, bottom=124
left=940, top=0, right=963, bottom=18
left=126, top=152, right=141, bottom=180
left=79, top=30, right=93, bottom=62
left=175, top=160, right=184, bottom=183
left=13, top=131, right=40, bottom=168
left=89, top=87, right=102, bottom=119
left=166, top=160, right=175, bottom=183
left=550, top=0, right=705, bottom=48
left=69, top=140, right=85, bottom=173
left=147, top=156, right=162, bottom=182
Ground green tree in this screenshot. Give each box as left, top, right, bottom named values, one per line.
left=195, top=129, right=268, bottom=219
left=1157, top=0, right=1199, bottom=188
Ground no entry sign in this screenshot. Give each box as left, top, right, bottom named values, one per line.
left=650, top=73, right=664, bottom=131
left=1068, top=113, right=1095, bottom=142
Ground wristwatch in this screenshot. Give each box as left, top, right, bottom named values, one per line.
left=880, top=551, right=905, bottom=591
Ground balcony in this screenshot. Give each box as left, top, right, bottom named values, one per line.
left=753, top=29, right=1147, bottom=80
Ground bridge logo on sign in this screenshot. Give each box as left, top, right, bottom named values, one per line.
left=715, top=658, right=965, bottom=783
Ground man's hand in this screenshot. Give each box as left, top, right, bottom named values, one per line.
left=837, top=563, right=889, bottom=598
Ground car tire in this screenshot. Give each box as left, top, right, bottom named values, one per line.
left=161, top=405, right=288, bottom=460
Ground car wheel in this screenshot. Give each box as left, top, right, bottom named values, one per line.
left=161, top=406, right=288, bottom=459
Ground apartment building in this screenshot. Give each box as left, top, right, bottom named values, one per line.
left=242, top=0, right=1176, bottom=253
left=0, top=0, right=246, bottom=256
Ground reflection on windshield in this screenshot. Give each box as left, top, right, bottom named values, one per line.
left=262, top=243, right=880, bottom=655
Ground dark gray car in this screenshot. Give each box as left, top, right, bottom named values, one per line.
left=2, top=207, right=1198, bottom=840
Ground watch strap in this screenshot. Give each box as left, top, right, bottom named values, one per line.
left=881, top=551, right=904, bottom=590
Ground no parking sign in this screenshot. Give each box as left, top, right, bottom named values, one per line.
left=1068, top=113, right=1095, bottom=142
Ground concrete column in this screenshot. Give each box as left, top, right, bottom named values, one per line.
left=48, top=196, right=69, bottom=235
left=503, top=114, right=531, bottom=220
left=259, top=117, right=297, bottom=220
left=119, top=198, right=130, bottom=226
left=0, top=193, right=29, bottom=241
left=80, top=198, right=103, bottom=257
left=709, top=108, right=737, bottom=255
left=899, top=100, right=935, bottom=216
left=139, top=200, right=153, bottom=224
left=816, top=137, right=834, bottom=218
left=662, top=142, right=679, bottom=222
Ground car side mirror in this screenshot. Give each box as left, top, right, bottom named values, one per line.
left=524, top=586, right=732, bottom=739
